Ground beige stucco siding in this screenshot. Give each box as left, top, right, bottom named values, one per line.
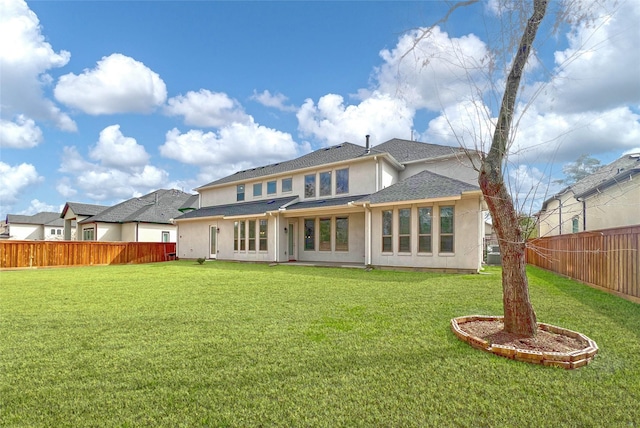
left=402, top=155, right=479, bottom=186
left=96, top=223, right=121, bottom=241
left=584, top=178, right=640, bottom=230
left=369, top=197, right=482, bottom=271
left=538, top=191, right=583, bottom=237
left=8, top=224, right=42, bottom=240
left=137, top=224, right=176, bottom=242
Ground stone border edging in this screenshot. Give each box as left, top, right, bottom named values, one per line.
left=451, top=315, right=598, bottom=369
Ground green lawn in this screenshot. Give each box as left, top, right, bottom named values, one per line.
left=1, top=262, right=638, bottom=427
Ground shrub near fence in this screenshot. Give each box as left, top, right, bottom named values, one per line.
left=0, top=241, right=176, bottom=269
left=526, top=225, right=640, bottom=302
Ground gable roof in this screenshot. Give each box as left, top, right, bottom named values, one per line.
left=61, top=202, right=109, bottom=218
left=373, top=138, right=463, bottom=163
left=358, top=170, right=481, bottom=205
left=6, top=212, right=65, bottom=227
left=79, top=189, right=194, bottom=225
left=195, top=139, right=465, bottom=190
left=541, top=153, right=640, bottom=210
left=286, top=194, right=369, bottom=211
left=175, top=196, right=299, bottom=220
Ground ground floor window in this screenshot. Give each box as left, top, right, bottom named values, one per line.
left=162, top=231, right=170, bottom=242
left=249, top=220, right=256, bottom=251
left=440, top=206, right=454, bottom=253
left=83, top=227, right=95, bottom=241
left=234, top=221, right=239, bottom=251
left=239, top=220, right=246, bottom=251
left=319, top=218, right=331, bottom=251
left=335, top=217, right=348, bottom=251
left=572, top=217, right=579, bottom=234
left=382, top=210, right=392, bottom=252
left=304, top=219, right=315, bottom=251
left=398, top=208, right=411, bottom=253
left=418, top=207, right=432, bottom=253
left=259, top=219, right=268, bottom=251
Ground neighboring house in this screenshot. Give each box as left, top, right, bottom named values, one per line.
left=60, top=202, right=109, bottom=240
left=538, top=153, right=640, bottom=236
left=3, top=212, right=72, bottom=240
left=72, top=189, right=194, bottom=242
left=174, top=138, right=486, bottom=272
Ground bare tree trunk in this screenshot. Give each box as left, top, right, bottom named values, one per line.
left=479, top=0, right=549, bottom=336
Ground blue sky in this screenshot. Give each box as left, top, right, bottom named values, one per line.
left=1, top=0, right=639, bottom=218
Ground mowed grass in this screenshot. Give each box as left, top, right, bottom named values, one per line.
left=1, top=262, right=639, bottom=427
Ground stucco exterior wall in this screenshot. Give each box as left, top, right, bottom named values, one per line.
left=369, top=196, right=482, bottom=271
left=8, top=224, right=42, bottom=240
left=96, top=223, right=121, bottom=241
left=584, top=178, right=640, bottom=230
left=137, top=224, right=176, bottom=242
left=538, top=191, right=583, bottom=237
left=380, top=159, right=397, bottom=189
left=402, top=155, right=479, bottom=186
left=199, top=158, right=384, bottom=208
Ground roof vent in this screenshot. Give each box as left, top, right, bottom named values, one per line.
left=267, top=200, right=275, bottom=204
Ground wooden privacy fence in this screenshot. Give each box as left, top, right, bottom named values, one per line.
left=0, top=241, right=176, bottom=269
left=526, top=225, right=640, bottom=301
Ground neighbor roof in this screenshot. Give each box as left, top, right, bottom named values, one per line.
left=358, top=170, right=480, bottom=205
left=175, top=196, right=299, bottom=220
left=7, top=212, right=65, bottom=227
left=61, top=202, right=109, bottom=218
left=540, top=153, right=640, bottom=209
left=79, top=189, right=195, bottom=224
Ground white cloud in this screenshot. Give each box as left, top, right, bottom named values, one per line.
left=251, top=90, right=297, bottom=112
left=19, top=199, right=62, bottom=215
left=165, top=89, right=250, bottom=127
left=538, top=0, right=640, bottom=114
left=296, top=92, right=414, bottom=147
left=89, top=125, right=150, bottom=169
left=0, top=161, right=42, bottom=208
left=424, top=100, right=495, bottom=151
left=159, top=118, right=301, bottom=180
left=622, top=147, right=640, bottom=156
left=0, top=0, right=75, bottom=131
left=56, top=178, right=77, bottom=199
left=58, top=145, right=169, bottom=202
left=54, top=53, right=167, bottom=115
left=506, top=164, right=562, bottom=214
left=374, top=26, right=491, bottom=111
left=0, top=114, right=43, bottom=149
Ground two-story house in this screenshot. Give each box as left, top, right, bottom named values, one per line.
left=174, top=138, right=486, bottom=272
left=537, top=152, right=640, bottom=236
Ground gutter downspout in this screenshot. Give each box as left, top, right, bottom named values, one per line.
left=576, top=197, right=586, bottom=231
left=365, top=203, right=372, bottom=267
left=374, top=157, right=379, bottom=192
left=554, top=196, right=562, bottom=235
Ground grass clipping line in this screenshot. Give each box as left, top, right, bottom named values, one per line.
left=451, top=315, right=599, bottom=369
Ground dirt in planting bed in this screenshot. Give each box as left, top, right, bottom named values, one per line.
left=459, top=320, right=588, bottom=353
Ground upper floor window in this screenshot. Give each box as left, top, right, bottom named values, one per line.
left=319, top=171, right=332, bottom=197
left=253, top=183, right=262, bottom=197
left=398, top=208, right=411, bottom=253
left=440, top=206, right=455, bottom=253
left=336, top=168, right=349, bottom=194
left=282, top=177, right=292, bottom=193
left=162, top=231, right=170, bottom=242
left=237, top=184, right=245, bottom=202
left=382, top=210, right=393, bottom=252
left=267, top=180, right=277, bottom=195
left=418, top=207, right=432, bottom=253
left=304, top=174, right=316, bottom=198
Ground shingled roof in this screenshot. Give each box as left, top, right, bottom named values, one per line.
left=175, top=196, right=298, bottom=220
left=198, top=143, right=374, bottom=189
left=61, top=202, right=109, bottom=218
left=373, top=138, right=463, bottom=163
left=6, top=212, right=65, bottom=227
left=358, top=170, right=480, bottom=205
left=541, top=153, right=640, bottom=209
left=79, top=189, right=194, bottom=224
